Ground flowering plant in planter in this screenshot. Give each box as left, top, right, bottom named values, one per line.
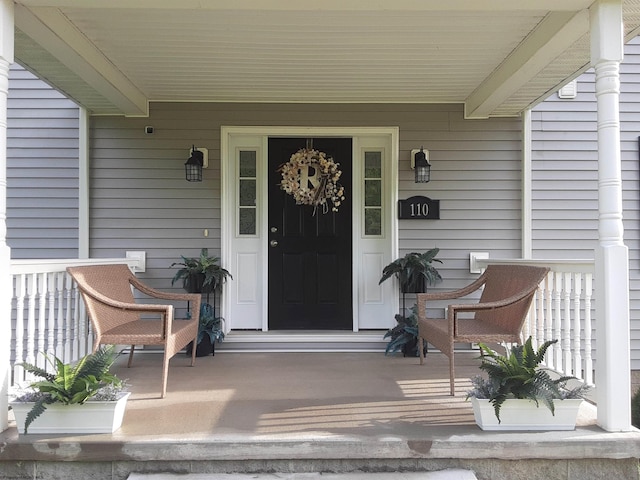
left=12, top=345, right=128, bottom=434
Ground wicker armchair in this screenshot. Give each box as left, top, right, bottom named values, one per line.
left=416, top=264, right=550, bottom=396
left=67, top=264, right=200, bottom=398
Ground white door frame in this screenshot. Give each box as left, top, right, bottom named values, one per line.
left=221, top=126, right=398, bottom=332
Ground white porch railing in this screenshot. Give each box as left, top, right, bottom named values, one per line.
left=8, top=257, right=144, bottom=387
left=476, top=258, right=596, bottom=386
left=5, top=257, right=595, bottom=408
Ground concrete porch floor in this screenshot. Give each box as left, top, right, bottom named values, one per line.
left=2, top=350, right=640, bottom=480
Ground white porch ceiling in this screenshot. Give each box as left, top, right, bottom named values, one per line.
left=12, top=0, right=640, bottom=118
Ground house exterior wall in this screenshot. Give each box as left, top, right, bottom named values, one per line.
left=6, top=65, right=80, bottom=259
left=531, top=36, right=640, bottom=369
left=88, top=102, right=523, bottom=297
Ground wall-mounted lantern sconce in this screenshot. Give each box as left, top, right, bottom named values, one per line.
left=185, top=146, right=208, bottom=182
left=410, top=146, right=431, bottom=183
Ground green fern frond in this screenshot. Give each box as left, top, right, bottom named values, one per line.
left=23, top=395, right=55, bottom=434
left=19, top=361, right=55, bottom=382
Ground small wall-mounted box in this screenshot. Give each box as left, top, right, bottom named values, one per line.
left=469, top=251, right=489, bottom=274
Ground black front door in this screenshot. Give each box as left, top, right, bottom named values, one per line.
left=268, top=137, right=352, bottom=330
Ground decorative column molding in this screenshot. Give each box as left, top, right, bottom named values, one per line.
left=0, top=0, right=13, bottom=432
left=522, top=109, right=533, bottom=259
left=79, top=107, right=89, bottom=258
left=591, top=0, right=631, bottom=432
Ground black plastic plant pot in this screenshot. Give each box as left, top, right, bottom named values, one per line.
left=186, top=336, right=215, bottom=357
left=402, top=275, right=426, bottom=294
left=185, top=273, right=214, bottom=294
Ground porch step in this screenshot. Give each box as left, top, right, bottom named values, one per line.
left=216, top=330, right=388, bottom=353
left=128, top=471, right=478, bottom=480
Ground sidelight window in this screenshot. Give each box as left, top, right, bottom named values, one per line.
left=363, top=151, right=383, bottom=236
left=238, top=150, right=257, bottom=235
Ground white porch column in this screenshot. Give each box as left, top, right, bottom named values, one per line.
left=0, top=0, right=13, bottom=432
left=591, top=0, right=631, bottom=432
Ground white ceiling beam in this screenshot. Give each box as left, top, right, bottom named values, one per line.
left=464, top=10, right=589, bottom=119
left=14, top=0, right=595, bottom=12
left=15, top=5, right=148, bottom=116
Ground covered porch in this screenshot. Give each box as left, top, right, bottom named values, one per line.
left=2, top=3, right=640, bottom=477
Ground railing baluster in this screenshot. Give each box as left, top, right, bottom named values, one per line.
left=72, top=279, right=81, bottom=362
left=544, top=273, right=554, bottom=362
left=46, top=273, right=56, bottom=363
left=36, top=273, right=47, bottom=369
left=573, top=273, right=583, bottom=380
left=562, top=272, right=572, bottom=376
left=55, top=273, right=65, bottom=359
left=535, top=278, right=546, bottom=348
left=64, top=274, right=73, bottom=363
left=78, top=292, right=88, bottom=358
left=584, top=273, right=594, bottom=385
left=25, top=274, right=37, bottom=370
left=553, top=272, right=563, bottom=369
left=13, top=274, right=26, bottom=384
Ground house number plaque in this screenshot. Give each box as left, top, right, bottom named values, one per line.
left=398, top=196, right=440, bottom=220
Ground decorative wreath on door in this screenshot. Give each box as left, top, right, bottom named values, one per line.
left=279, top=148, right=345, bottom=214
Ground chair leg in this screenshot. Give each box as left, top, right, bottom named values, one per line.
left=190, top=333, right=197, bottom=367
left=449, top=353, right=455, bottom=396
left=127, top=345, right=135, bottom=368
left=418, top=337, right=425, bottom=365
left=161, top=352, right=170, bottom=398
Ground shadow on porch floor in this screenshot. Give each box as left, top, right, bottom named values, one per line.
left=116, top=350, right=490, bottom=438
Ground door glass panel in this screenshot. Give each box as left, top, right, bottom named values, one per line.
left=364, top=180, right=382, bottom=207
left=239, top=151, right=257, bottom=176
left=239, top=179, right=256, bottom=206
left=363, top=151, right=383, bottom=236
left=364, top=209, right=382, bottom=236
left=364, top=154, right=382, bottom=178
left=239, top=209, right=257, bottom=235
left=238, top=150, right=257, bottom=235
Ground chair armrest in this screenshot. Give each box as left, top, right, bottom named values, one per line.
left=128, top=276, right=201, bottom=328
left=449, top=284, right=541, bottom=314
left=417, top=271, right=488, bottom=302
left=78, top=283, right=174, bottom=314
left=128, top=276, right=201, bottom=304
left=416, top=270, right=488, bottom=319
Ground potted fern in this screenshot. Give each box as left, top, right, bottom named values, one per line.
left=467, top=337, right=590, bottom=431
left=10, top=345, right=129, bottom=434
left=186, top=302, right=225, bottom=357
left=379, top=248, right=442, bottom=295
left=379, top=248, right=442, bottom=330
left=383, top=304, right=426, bottom=357
left=170, top=248, right=232, bottom=294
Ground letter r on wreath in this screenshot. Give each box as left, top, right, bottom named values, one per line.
left=300, top=163, right=321, bottom=189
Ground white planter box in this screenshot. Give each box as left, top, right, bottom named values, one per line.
left=10, top=392, right=130, bottom=434
left=471, top=396, right=582, bottom=431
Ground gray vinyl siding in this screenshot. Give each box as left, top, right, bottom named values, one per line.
left=89, top=103, right=523, bottom=292
left=532, top=36, right=640, bottom=368
left=7, top=64, right=80, bottom=259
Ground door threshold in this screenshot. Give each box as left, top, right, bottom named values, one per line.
left=218, top=330, right=387, bottom=353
